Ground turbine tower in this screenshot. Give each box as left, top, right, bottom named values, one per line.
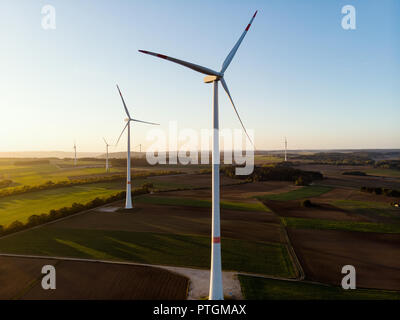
left=139, top=10, right=257, bottom=300
left=73, top=141, right=77, bottom=166
left=285, top=137, right=287, bottom=162
left=115, top=85, right=159, bottom=209
left=103, top=138, right=111, bottom=172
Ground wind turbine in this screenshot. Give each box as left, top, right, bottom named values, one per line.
left=73, top=141, right=77, bottom=166
left=115, top=85, right=159, bottom=209
left=103, top=138, right=111, bottom=172
left=285, top=137, right=287, bottom=162
left=139, top=10, right=258, bottom=300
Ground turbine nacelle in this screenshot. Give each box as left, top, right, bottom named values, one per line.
left=204, top=75, right=221, bottom=84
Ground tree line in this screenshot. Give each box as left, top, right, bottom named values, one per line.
left=222, top=165, right=323, bottom=186
left=0, top=179, right=13, bottom=188
left=360, top=186, right=400, bottom=198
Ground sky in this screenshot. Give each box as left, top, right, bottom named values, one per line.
left=0, top=0, right=399, bottom=153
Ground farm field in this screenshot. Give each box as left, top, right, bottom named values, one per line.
left=0, top=183, right=295, bottom=277
left=0, top=227, right=295, bottom=278
left=0, top=171, right=251, bottom=228
left=239, top=275, right=400, bottom=300
left=0, top=255, right=188, bottom=300
left=287, top=228, right=400, bottom=291
left=0, top=159, right=124, bottom=187
left=366, top=168, right=400, bottom=178
left=0, top=158, right=400, bottom=299
left=0, top=181, right=125, bottom=227
left=258, top=185, right=332, bottom=201
left=298, top=164, right=400, bottom=189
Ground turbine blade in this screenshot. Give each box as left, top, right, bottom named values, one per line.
left=116, top=85, right=132, bottom=119
left=221, top=10, right=258, bottom=73
left=103, top=137, right=108, bottom=145
left=139, top=50, right=221, bottom=77
left=116, top=122, right=129, bottom=146
left=220, top=78, right=254, bottom=147
left=132, top=119, right=160, bottom=126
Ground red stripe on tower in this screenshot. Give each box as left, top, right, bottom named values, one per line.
left=127, top=181, right=131, bottom=184
left=213, top=237, right=221, bottom=244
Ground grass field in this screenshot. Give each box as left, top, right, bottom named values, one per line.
left=0, top=181, right=125, bottom=227
left=331, top=200, right=400, bottom=222
left=0, top=227, right=296, bottom=278
left=258, top=186, right=332, bottom=201
left=366, top=168, right=400, bottom=178
left=135, top=195, right=270, bottom=212
left=0, top=160, right=124, bottom=187
left=238, top=275, right=400, bottom=300
left=254, top=155, right=283, bottom=164
left=282, top=216, right=400, bottom=233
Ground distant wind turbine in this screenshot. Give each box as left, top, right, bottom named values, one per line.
left=115, top=85, right=159, bottom=209
left=139, top=10, right=258, bottom=300
left=103, top=138, right=111, bottom=172
left=73, top=141, right=77, bottom=166
left=285, top=137, right=287, bottom=162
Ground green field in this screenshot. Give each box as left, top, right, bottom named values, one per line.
left=331, top=200, right=400, bottom=222
left=257, top=186, right=332, bottom=201
left=0, top=159, right=124, bottom=187
left=239, top=275, right=400, bottom=300
left=366, top=168, right=400, bottom=178
left=135, top=195, right=270, bottom=212
left=0, top=227, right=296, bottom=277
left=254, top=155, right=283, bottom=164
left=281, top=216, right=400, bottom=233
left=0, top=181, right=125, bottom=227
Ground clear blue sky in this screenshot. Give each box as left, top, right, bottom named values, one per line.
left=0, top=0, right=399, bottom=152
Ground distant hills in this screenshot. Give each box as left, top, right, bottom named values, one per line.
left=0, top=151, right=102, bottom=159
left=0, top=149, right=398, bottom=159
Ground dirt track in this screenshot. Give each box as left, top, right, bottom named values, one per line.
left=287, top=228, right=400, bottom=291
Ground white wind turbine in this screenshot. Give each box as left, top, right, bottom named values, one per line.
left=285, top=137, right=287, bottom=162
left=139, top=10, right=258, bottom=300
left=103, top=138, right=111, bottom=172
left=73, top=141, right=77, bottom=166
left=115, top=85, right=159, bottom=209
